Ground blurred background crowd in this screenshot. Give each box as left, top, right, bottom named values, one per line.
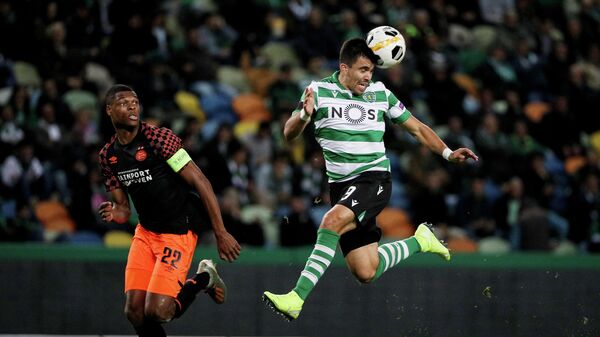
left=0, top=0, right=599, bottom=254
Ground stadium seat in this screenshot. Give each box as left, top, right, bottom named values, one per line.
left=448, top=24, right=474, bottom=49
left=217, top=66, right=251, bottom=94
left=174, top=90, right=206, bottom=122
left=233, top=120, right=259, bottom=140
left=471, top=25, right=498, bottom=51
left=564, top=155, right=586, bottom=175
left=261, top=42, right=301, bottom=71
left=457, top=49, right=486, bottom=74
left=376, top=207, right=414, bottom=239
left=447, top=237, right=478, bottom=253
left=84, top=62, right=114, bottom=94
left=34, top=200, right=76, bottom=241
left=70, top=230, right=103, bottom=245
left=478, top=237, right=511, bottom=254
left=590, top=130, right=600, bottom=154
left=13, top=61, right=42, bottom=87
left=524, top=101, right=550, bottom=123
left=452, top=73, right=480, bottom=98
left=103, top=230, right=133, bottom=248
left=232, top=94, right=271, bottom=122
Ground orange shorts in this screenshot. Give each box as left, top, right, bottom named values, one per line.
left=125, top=224, right=198, bottom=297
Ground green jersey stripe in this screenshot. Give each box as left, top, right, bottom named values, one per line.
left=323, top=150, right=385, bottom=164
left=315, top=128, right=384, bottom=142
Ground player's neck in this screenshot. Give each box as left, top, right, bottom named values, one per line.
left=338, top=72, right=351, bottom=91
left=114, top=122, right=140, bottom=145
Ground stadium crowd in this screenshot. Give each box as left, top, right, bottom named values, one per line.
left=0, top=0, right=599, bottom=253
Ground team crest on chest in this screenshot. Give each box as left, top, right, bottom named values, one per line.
left=135, top=146, right=147, bottom=161
left=363, top=91, right=376, bottom=103
left=344, top=104, right=367, bottom=124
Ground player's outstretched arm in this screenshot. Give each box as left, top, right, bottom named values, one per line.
left=400, top=115, right=478, bottom=163
left=179, top=161, right=241, bottom=262
left=98, top=188, right=131, bottom=224
left=283, top=87, right=314, bottom=141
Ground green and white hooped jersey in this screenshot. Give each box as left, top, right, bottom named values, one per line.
left=296, top=71, right=412, bottom=182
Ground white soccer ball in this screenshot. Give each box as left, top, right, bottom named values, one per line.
left=366, top=26, right=406, bottom=69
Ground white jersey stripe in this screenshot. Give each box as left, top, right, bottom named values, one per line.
left=399, top=240, right=409, bottom=260
left=301, top=271, right=319, bottom=285
left=309, top=253, right=331, bottom=267
left=314, top=244, right=335, bottom=257
left=307, top=261, right=325, bottom=275
left=317, top=139, right=386, bottom=154
left=378, top=246, right=390, bottom=271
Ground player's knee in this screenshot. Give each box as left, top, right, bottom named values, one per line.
left=353, top=269, right=376, bottom=284
left=124, top=303, right=144, bottom=326
left=145, top=305, right=174, bottom=323
left=321, top=212, right=345, bottom=232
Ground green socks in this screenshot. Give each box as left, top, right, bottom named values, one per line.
left=293, top=228, right=340, bottom=300
left=373, top=237, right=421, bottom=281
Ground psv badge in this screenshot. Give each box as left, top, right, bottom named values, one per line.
left=135, top=147, right=147, bottom=161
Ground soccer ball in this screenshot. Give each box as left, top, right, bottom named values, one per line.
left=366, top=26, right=406, bottom=69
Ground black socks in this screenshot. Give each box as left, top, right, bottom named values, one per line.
left=173, top=272, right=210, bottom=318
left=134, top=319, right=166, bottom=337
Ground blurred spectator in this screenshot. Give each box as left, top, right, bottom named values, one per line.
left=409, top=168, right=450, bottom=229
left=475, top=45, right=518, bottom=98
left=534, top=95, right=580, bottom=159
left=279, top=196, right=317, bottom=246
left=294, top=6, right=340, bottom=65
left=0, top=105, right=25, bottom=159
left=1, top=141, right=46, bottom=203
left=0, top=199, right=43, bottom=242
left=244, top=121, right=274, bottom=172
left=456, top=175, right=496, bottom=239
left=199, top=123, right=239, bottom=194
left=219, top=187, right=264, bottom=246
left=269, top=63, right=300, bottom=120
left=493, top=176, right=533, bottom=249
left=474, top=112, right=510, bottom=181
left=567, top=172, right=600, bottom=252
left=198, top=12, right=238, bottom=65
left=227, top=142, right=253, bottom=205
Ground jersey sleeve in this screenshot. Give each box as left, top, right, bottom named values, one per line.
left=144, top=126, right=183, bottom=159
left=144, top=125, right=191, bottom=172
left=384, top=88, right=412, bottom=124
left=98, top=144, right=121, bottom=192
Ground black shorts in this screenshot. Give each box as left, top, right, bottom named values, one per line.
left=329, top=171, right=392, bottom=256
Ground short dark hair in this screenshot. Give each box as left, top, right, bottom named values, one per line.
left=339, top=38, right=378, bottom=67
left=105, top=84, right=135, bottom=106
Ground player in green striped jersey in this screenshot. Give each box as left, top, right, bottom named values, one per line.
left=263, top=38, right=478, bottom=321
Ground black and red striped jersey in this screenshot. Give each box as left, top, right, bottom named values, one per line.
left=99, top=122, right=205, bottom=234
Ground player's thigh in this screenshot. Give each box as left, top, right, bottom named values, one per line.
left=124, top=289, right=146, bottom=324
left=345, top=242, right=379, bottom=282
left=125, top=225, right=156, bottom=294
left=147, top=229, right=198, bottom=298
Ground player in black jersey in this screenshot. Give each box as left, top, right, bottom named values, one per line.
left=98, top=84, right=241, bottom=337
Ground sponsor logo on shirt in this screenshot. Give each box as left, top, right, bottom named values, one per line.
left=117, top=168, right=153, bottom=186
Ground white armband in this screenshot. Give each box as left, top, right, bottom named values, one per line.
left=442, top=148, right=453, bottom=161
left=299, top=108, right=311, bottom=122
